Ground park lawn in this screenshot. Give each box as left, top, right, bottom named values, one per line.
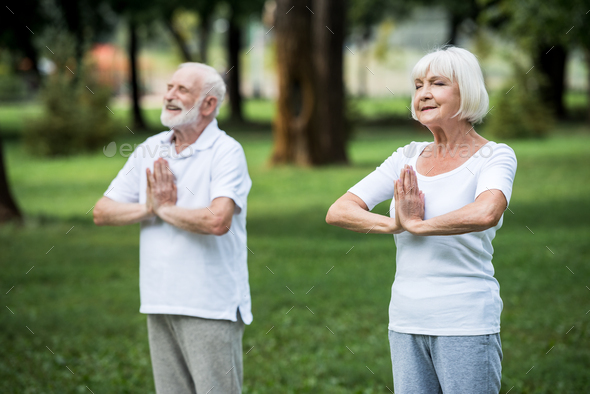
left=1, top=124, right=590, bottom=393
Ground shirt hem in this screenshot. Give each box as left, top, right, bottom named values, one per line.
left=140, top=305, right=252, bottom=325
left=388, top=324, right=500, bottom=336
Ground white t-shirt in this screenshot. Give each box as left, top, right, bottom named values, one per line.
left=104, top=119, right=253, bottom=324
left=349, top=141, right=517, bottom=335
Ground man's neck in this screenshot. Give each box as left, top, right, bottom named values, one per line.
left=171, top=117, right=214, bottom=153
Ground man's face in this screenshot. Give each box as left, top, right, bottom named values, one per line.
left=160, top=68, right=202, bottom=129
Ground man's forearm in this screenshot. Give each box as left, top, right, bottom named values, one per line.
left=94, top=197, right=153, bottom=226
left=156, top=205, right=227, bottom=235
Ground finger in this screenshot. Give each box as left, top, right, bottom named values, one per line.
left=161, top=159, right=172, bottom=183
left=154, top=160, right=164, bottom=183
left=146, top=168, right=152, bottom=188
left=148, top=170, right=156, bottom=189
left=403, top=165, right=412, bottom=194
left=410, top=167, right=420, bottom=195
left=399, top=167, right=406, bottom=194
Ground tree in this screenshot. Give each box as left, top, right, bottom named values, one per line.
left=0, top=0, right=45, bottom=223
left=163, top=13, right=194, bottom=62
left=312, top=0, right=348, bottom=164
left=128, top=18, right=148, bottom=130
left=157, top=0, right=217, bottom=63
left=195, top=1, right=216, bottom=63
left=109, top=0, right=159, bottom=130
left=0, top=0, right=46, bottom=85
left=482, top=0, right=587, bottom=120
left=433, top=0, right=488, bottom=45
left=224, top=0, right=266, bottom=124
left=0, top=135, right=22, bottom=224
left=347, top=0, right=411, bottom=97
left=227, top=10, right=244, bottom=123
left=271, top=0, right=348, bottom=165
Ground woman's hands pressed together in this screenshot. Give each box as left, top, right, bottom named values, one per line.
left=146, top=158, right=178, bottom=216
left=394, top=164, right=425, bottom=234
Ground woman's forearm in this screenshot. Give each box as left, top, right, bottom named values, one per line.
left=406, top=201, right=499, bottom=236
left=327, top=199, right=403, bottom=235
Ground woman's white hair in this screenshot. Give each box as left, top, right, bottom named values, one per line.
left=410, top=46, right=489, bottom=125
left=178, top=62, right=226, bottom=117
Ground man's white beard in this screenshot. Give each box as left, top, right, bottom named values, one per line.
left=160, top=99, right=202, bottom=129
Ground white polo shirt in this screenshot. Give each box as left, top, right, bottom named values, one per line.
left=104, top=119, right=253, bottom=324
left=349, top=141, right=517, bottom=335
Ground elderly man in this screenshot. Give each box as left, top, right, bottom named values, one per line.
left=93, top=63, right=252, bottom=394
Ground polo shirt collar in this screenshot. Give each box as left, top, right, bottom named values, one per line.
left=159, top=119, right=223, bottom=158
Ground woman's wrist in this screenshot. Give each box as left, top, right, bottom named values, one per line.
left=388, top=216, right=405, bottom=234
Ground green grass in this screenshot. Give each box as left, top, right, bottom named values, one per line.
left=1, top=124, right=590, bottom=393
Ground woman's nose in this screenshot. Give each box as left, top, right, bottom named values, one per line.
left=418, top=85, right=433, bottom=100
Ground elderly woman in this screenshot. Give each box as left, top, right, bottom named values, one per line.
left=326, top=46, right=517, bottom=393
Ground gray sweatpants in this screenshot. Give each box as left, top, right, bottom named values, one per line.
left=147, top=312, right=245, bottom=394
left=388, top=330, right=502, bottom=394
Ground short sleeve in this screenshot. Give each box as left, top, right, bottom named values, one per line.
left=475, top=143, right=517, bottom=205
left=103, top=148, right=141, bottom=203
left=210, top=141, right=252, bottom=214
left=348, top=144, right=410, bottom=211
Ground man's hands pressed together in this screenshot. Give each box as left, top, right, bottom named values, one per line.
left=147, top=158, right=178, bottom=216
left=95, top=151, right=235, bottom=235
left=144, top=157, right=235, bottom=235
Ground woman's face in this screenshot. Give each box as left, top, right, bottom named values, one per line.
left=413, top=69, right=462, bottom=128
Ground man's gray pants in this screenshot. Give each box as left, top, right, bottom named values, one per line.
left=388, top=330, right=502, bottom=394
left=147, top=312, right=245, bottom=394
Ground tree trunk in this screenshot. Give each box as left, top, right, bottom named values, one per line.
left=198, top=16, right=211, bottom=63
left=129, top=20, right=147, bottom=130
left=536, top=44, right=567, bottom=119
left=447, top=13, right=461, bottom=45
left=0, top=135, right=22, bottom=224
left=227, top=15, right=244, bottom=123
left=312, top=0, right=348, bottom=164
left=586, top=48, right=590, bottom=124
left=164, top=17, right=193, bottom=62
left=272, top=0, right=316, bottom=165
left=272, top=0, right=348, bottom=166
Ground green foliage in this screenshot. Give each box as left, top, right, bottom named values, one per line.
left=486, top=64, right=554, bottom=140
left=0, top=74, right=29, bottom=102
left=481, top=0, right=590, bottom=51
left=22, top=33, right=117, bottom=156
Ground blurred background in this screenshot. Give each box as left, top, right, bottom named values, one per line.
left=1, top=0, right=589, bottom=393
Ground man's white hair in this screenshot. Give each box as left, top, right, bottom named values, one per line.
left=410, top=46, right=489, bottom=125
left=178, top=62, right=226, bottom=117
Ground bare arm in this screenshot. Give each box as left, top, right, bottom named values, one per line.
left=396, top=165, right=507, bottom=236
left=156, top=197, right=235, bottom=235
left=405, top=191, right=506, bottom=236
left=93, top=196, right=153, bottom=226
left=326, top=192, right=403, bottom=234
